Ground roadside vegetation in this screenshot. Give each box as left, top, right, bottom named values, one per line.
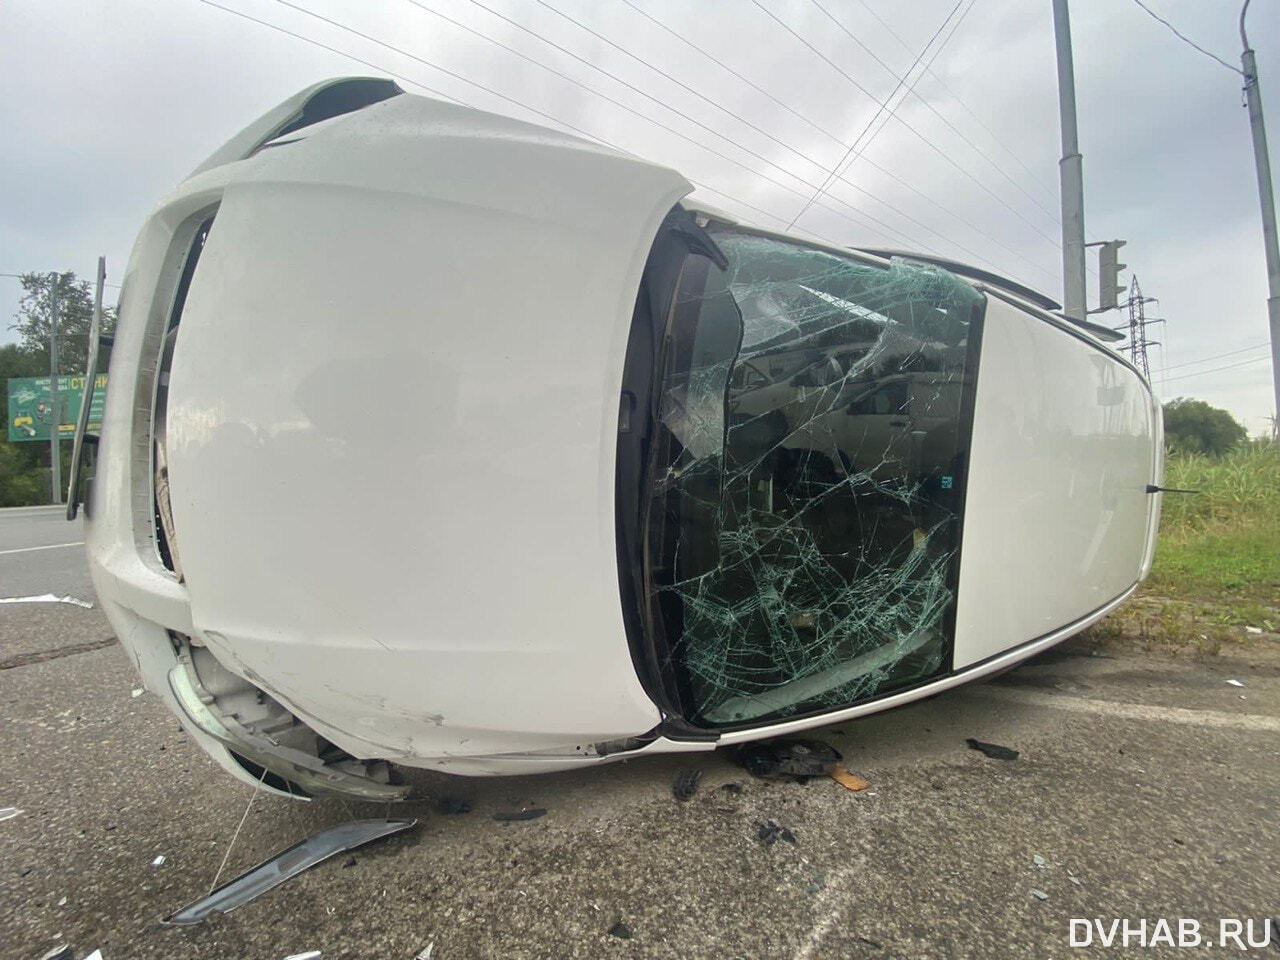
left=1088, top=399, right=1279, bottom=659
left=1, top=270, right=115, bottom=506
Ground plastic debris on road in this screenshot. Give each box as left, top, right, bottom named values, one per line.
left=965, top=738, right=1019, bottom=761
left=83, top=951, right=104, bottom=960
left=0, top=594, right=94, bottom=609
left=130, top=689, right=144, bottom=699
left=414, top=942, right=435, bottom=960
left=0, top=807, right=22, bottom=823
left=1030, top=888, right=1049, bottom=901
left=829, top=765, right=869, bottom=791
left=1032, top=854, right=1046, bottom=868
left=757, top=820, right=797, bottom=846
left=36, top=945, right=71, bottom=960
left=1226, top=679, right=1245, bottom=687
left=151, top=855, right=165, bottom=867
left=282, top=952, right=321, bottom=960
left=735, top=737, right=841, bottom=782
left=672, top=769, right=703, bottom=801
left=1245, top=626, right=1263, bottom=635
left=607, top=921, right=633, bottom=939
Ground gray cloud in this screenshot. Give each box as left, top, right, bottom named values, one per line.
left=3, top=0, right=1277, bottom=431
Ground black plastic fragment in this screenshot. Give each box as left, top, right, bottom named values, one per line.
left=966, top=738, right=1019, bottom=761
left=492, top=807, right=547, bottom=822
left=735, top=738, right=842, bottom=782
left=757, top=820, right=796, bottom=846
left=608, top=920, right=634, bottom=939
left=672, top=769, right=703, bottom=801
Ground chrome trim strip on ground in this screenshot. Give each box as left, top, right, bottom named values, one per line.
left=162, top=819, right=417, bottom=925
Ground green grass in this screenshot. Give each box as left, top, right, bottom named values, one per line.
left=1146, top=441, right=1280, bottom=602
left=1085, top=441, right=1279, bottom=657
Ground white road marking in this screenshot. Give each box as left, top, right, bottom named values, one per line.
left=974, top=684, right=1280, bottom=733
left=793, top=863, right=861, bottom=960
left=0, top=541, right=85, bottom=557
left=794, top=681, right=1280, bottom=959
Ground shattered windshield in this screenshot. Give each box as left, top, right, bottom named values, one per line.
left=643, top=229, right=984, bottom=727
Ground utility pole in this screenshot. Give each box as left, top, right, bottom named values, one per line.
left=1052, top=0, right=1088, bottom=323
left=1240, top=0, right=1280, bottom=426
left=48, top=274, right=62, bottom=505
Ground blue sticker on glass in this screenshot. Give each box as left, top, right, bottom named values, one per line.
left=940, top=476, right=954, bottom=489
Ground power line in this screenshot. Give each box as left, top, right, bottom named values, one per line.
left=1160, top=342, right=1271, bottom=372
left=748, top=0, right=1064, bottom=251
left=1161, top=355, right=1270, bottom=384
left=1129, top=0, right=1243, bottom=76
left=412, top=0, right=1046, bottom=278
left=844, top=0, right=1061, bottom=200
left=616, top=0, right=849, bottom=150
left=271, top=0, right=630, bottom=142
left=193, top=0, right=463, bottom=104
left=826, top=0, right=1101, bottom=283
left=562, top=0, right=1060, bottom=286
left=194, top=0, right=1055, bottom=287
left=522, top=0, right=843, bottom=176
left=808, top=0, right=1062, bottom=224
left=191, top=1, right=946, bottom=259
left=458, top=0, right=1052, bottom=281
left=437, top=0, right=834, bottom=178
left=816, top=0, right=1096, bottom=284
left=787, top=0, right=967, bottom=229
left=406, top=0, right=888, bottom=231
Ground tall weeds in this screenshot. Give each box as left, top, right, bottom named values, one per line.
left=1159, top=440, right=1280, bottom=535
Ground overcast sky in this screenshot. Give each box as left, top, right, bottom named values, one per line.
left=3, top=0, right=1278, bottom=432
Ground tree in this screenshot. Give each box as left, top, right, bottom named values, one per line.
left=11, top=271, right=117, bottom=375
left=1162, top=398, right=1247, bottom=456
left=0, top=440, right=42, bottom=506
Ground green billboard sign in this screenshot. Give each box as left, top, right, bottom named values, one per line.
left=7, top=374, right=108, bottom=442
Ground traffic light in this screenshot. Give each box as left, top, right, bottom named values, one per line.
left=1098, top=240, right=1127, bottom=310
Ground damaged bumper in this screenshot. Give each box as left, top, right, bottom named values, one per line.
left=166, top=646, right=408, bottom=803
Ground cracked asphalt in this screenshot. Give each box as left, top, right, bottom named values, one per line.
left=2, top=505, right=1278, bottom=960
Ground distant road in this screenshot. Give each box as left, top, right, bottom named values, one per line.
left=0, top=504, right=94, bottom=599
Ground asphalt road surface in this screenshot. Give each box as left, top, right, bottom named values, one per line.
left=1, top=505, right=1277, bottom=960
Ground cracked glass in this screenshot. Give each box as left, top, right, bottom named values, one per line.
left=644, top=228, right=984, bottom=726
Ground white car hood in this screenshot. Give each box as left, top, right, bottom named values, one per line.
left=159, top=89, right=691, bottom=762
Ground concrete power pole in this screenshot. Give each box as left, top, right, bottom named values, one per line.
left=1052, top=0, right=1088, bottom=323
left=1240, top=0, right=1280, bottom=427
left=49, top=275, right=62, bottom=505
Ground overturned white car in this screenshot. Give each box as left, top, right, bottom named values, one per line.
left=79, top=78, right=1163, bottom=800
